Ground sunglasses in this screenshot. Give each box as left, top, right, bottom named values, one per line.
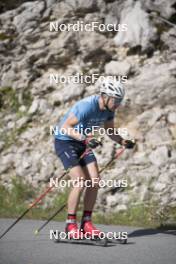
left=110, top=97, right=122, bottom=105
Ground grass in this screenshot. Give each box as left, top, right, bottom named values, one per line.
left=93, top=206, right=166, bottom=228
left=0, top=86, right=32, bottom=113
left=0, top=177, right=68, bottom=221
left=0, top=32, right=16, bottom=41
left=0, top=177, right=35, bottom=217
left=0, top=86, right=33, bottom=150
left=0, top=177, right=176, bottom=229
left=0, top=87, right=20, bottom=112
left=0, top=121, right=32, bottom=150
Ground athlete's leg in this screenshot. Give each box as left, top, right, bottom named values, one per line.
left=80, top=161, right=102, bottom=236
left=64, top=165, right=87, bottom=238
left=55, top=139, right=88, bottom=237
left=54, top=139, right=87, bottom=214
left=82, top=161, right=100, bottom=211
left=67, top=165, right=86, bottom=214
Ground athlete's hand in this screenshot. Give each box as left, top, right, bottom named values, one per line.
left=122, top=139, right=136, bottom=149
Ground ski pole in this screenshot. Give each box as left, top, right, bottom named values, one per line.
left=99, top=146, right=125, bottom=173
left=0, top=141, right=97, bottom=240
left=34, top=204, right=66, bottom=235
left=0, top=175, right=65, bottom=240
left=34, top=146, right=125, bottom=234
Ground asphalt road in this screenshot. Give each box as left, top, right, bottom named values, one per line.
left=0, top=219, right=176, bottom=264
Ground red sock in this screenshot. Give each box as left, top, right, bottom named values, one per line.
left=66, top=214, right=77, bottom=232
left=82, top=210, right=92, bottom=221
left=67, top=213, right=76, bottom=220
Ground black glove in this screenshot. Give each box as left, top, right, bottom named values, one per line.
left=87, top=138, right=102, bottom=149
left=123, top=139, right=136, bottom=149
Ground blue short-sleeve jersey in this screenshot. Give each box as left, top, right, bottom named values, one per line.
left=55, top=95, right=114, bottom=140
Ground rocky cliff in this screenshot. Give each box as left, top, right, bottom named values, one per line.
left=0, top=0, right=176, bottom=219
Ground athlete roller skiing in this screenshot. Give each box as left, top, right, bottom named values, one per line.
left=54, top=77, right=135, bottom=239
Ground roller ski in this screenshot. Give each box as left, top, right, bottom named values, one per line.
left=52, top=219, right=108, bottom=247
left=80, top=216, right=127, bottom=244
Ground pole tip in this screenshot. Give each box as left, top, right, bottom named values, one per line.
left=34, top=229, right=39, bottom=235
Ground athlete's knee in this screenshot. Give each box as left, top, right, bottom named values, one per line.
left=69, top=176, right=86, bottom=190
left=90, top=176, right=101, bottom=188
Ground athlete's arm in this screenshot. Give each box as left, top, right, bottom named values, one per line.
left=61, top=113, right=85, bottom=141
left=104, top=120, right=125, bottom=145
left=104, top=120, right=136, bottom=148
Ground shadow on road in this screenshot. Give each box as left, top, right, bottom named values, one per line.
left=129, top=227, right=176, bottom=238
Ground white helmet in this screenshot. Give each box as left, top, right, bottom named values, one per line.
left=100, top=77, right=125, bottom=102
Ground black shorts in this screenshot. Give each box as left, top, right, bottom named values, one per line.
left=54, top=138, right=97, bottom=170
